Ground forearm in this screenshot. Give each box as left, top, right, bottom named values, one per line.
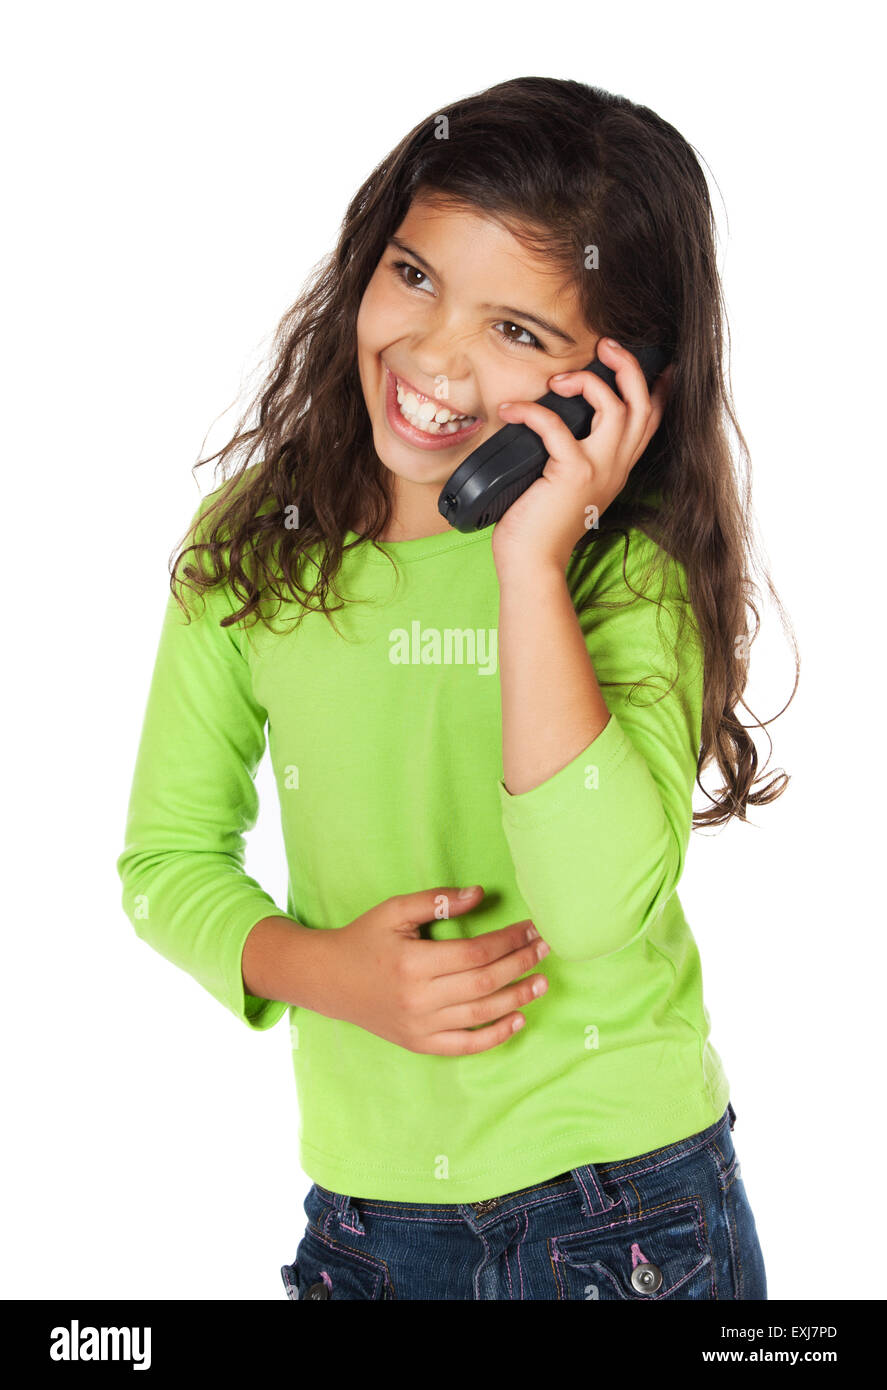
left=496, top=560, right=611, bottom=796
left=242, top=915, right=332, bottom=1012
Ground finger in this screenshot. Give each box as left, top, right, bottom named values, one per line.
left=426, top=928, right=550, bottom=1007
left=421, top=1010, right=529, bottom=1057
left=386, top=885, right=488, bottom=939
left=431, top=963, right=549, bottom=1027
left=496, top=398, right=591, bottom=472
left=540, top=365, right=627, bottom=475
left=553, top=340, right=654, bottom=468
left=629, top=362, right=673, bottom=466
left=416, top=915, right=539, bottom=979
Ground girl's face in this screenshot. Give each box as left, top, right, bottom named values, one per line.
left=355, top=196, right=600, bottom=533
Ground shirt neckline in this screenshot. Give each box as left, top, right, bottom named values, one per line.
left=342, top=523, right=495, bottom=563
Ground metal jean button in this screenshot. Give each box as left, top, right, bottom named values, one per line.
left=630, top=1262, right=663, bottom=1294
left=306, top=1281, right=330, bottom=1299
left=473, top=1198, right=500, bottom=1216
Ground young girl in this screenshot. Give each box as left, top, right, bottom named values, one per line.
left=117, top=76, right=796, bottom=1301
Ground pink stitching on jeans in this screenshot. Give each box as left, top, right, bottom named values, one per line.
left=309, top=1230, right=395, bottom=1289
left=516, top=1209, right=529, bottom=1300
left=325, top=1188, right=573, bottom=1230
left=559, top=1196, right=701, bottom=1243
left=474, top=1228, right=492, bottom=1301
left=327, top=1188, right=571, bottom=1228
left=348, top=1210, right=464, bottom=1224
left=630, top=1242, right=650, bottom=1268
left=573, top=1166, right=618, bottom=1216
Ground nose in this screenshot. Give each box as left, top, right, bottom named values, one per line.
left=405, top=348, right=474, bottom=410
left=406, top=313, right=478, bottom=395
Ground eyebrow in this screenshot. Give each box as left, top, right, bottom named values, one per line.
left=387, top=237, right=578, bottom=347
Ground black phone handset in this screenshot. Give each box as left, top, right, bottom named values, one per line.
left=437, top=344, right=671, bottom=533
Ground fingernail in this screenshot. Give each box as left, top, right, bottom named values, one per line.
left=526, top=925, right=540, bottom=942
left=603, top=337, right=621, bottom=349
left=499, top=401, right=513, bottom=410
left=457, top=885, right=482, bottom=898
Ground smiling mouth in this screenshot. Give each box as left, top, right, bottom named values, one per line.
left=391, top=371, right=479, bottom=435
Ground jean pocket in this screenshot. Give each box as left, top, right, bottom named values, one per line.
left=551, top=1199, right=714, bottom=1300
left=284, top=1226, right=394, bottom=1300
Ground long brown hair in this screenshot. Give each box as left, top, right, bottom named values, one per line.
left=170, top=75, right=798, bottom=829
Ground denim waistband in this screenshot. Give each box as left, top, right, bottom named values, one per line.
left=313, top=1101, right=736, bottom=1231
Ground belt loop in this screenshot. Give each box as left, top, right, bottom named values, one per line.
left=727, top=1101, right=737, bottom=1130
left=570, top=1162, right=620, bottom=1218
left=330, top=1191, right=366, bottom=1235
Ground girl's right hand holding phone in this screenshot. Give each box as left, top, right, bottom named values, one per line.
left=316, top=886, right=550, bottom=1056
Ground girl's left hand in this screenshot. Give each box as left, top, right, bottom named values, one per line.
left=490, top=338, right=674, bottom=573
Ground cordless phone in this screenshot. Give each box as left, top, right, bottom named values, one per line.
left=437, top=345, right=671, bottom=533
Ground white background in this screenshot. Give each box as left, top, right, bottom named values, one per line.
left=3, top=0, right=882, bottom=1302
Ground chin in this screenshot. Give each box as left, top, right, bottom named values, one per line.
left=374, top=438, right=453, bottom=489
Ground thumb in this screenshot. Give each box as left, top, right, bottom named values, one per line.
left=387, top=884, right=484, bottom=934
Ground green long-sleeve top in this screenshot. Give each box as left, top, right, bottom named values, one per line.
left=116, top=491, right=730, bottom=1202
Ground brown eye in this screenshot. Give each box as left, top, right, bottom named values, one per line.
left=495, top=321, right=544, bottom=352
left=391, top=260, right=432, bottom=293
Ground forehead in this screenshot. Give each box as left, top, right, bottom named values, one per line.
left=392, top=196, right=581, bottom=317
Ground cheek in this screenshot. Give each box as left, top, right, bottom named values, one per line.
left=356, top=275, right=400, bottom=348
left=355, top=291, right=375, bottom=349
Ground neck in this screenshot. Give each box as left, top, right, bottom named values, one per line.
left=360, top=476, right=453, bottom=543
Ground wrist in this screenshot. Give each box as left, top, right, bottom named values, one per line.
left=493, top=550, right=569, bottom=592
left=242, top=915, right=334, bottom=1013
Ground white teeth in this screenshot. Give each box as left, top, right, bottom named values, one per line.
left=394, top=378, right=476, bottom=435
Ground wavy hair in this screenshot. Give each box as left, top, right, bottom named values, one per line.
left=169, top=75, right=798, bottom=828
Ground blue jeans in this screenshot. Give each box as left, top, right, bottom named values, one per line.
left=280, top=1101, right=767, bottom=1300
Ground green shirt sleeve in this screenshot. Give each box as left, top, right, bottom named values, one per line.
left=116, top=498, right=291, bottom=1031
left=496, top=528, right=704, bottom=962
